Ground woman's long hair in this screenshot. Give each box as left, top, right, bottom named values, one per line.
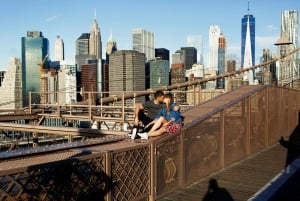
left=164, top=93, right=173, bottom=113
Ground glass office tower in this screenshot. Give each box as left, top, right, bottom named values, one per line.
left=21, top=31, right=49, bottom=106
left=241, top=3, right=255, bottom=84
left=241, top=14, right=255, bottom=68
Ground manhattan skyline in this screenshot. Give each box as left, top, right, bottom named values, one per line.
left=0, top=0, right=298, bottom=69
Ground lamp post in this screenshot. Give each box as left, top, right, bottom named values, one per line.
left=274, top=33, right=292, bottom=87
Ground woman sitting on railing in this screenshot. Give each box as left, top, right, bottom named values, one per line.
left=138, top=93, right=183, bottom=139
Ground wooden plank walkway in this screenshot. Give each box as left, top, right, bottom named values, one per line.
left=158, top=143, right=287, bottom=201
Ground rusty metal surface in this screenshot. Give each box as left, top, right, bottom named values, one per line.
left=184, top=113, right=222, bottom=185
left=153, top=134, right=183, bottom=198
left=157, top=143, right=287, bottom=201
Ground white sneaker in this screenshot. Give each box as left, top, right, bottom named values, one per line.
left=131, top=128, right=138, bottom=140
left=138, top=132, right=148, bottom=140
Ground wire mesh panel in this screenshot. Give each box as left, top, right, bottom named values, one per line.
left=111, top=145, right=150, bottom=201
left=0, top=152, right=107, bottom=201
left=224, top=100, right=248, bottom=166
left=154, top=134, right=182, bottom=198
left=267, top=87, right=282, bottom=144
left=250, top=88, right=268, bottom=153
left=184, top=113, right=222, bottom=185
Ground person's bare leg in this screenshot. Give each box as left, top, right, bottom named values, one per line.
left=148, top=127, right=167, bottom=137
left=148, top=117, right=166, bottom=134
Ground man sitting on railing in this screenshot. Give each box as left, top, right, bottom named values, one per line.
left=137, top=93, right=184, bottom=140
left=131, top=91, right=165, bottom=139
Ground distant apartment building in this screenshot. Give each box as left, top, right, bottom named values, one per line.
left=155, top=48, right=169, bottom=61
left=0, top=57, right=22, bottom=110
left=207, top=25, right=221, bottom=70
left=227, top=60, right=236, bottom=72
left=109, top=50, right=145, bottom=103
left=57, top=61, right=77, bottom=104
left=185, top=64, right=205, bottom=79
left=104, top=32, right=118, bottom=94
left=21, top=31, right=49, bottom=106
left=148, top=59, right=169, bottom=89
left=171, top=63, right=186, bottom=103
left=105, top=31, right=117, bottom=64
left=132, top=28, right=154, bottom=61
left=175, top=47, right=197, bottom=70
left=217, top=34, right=226, bottom=89
left=54, top=36, right=64, bottom=61
left=81, top=63, right=97, bottom=102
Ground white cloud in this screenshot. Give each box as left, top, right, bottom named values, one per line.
left=265, top=24, right=278, bottom=31
left=45, top=15, right=57, bottom=22
left=256, top=35, right=279, bottom=50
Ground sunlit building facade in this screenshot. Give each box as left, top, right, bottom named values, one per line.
left=133, top=28, right=154, bottom=61
left=207, top=26, right=221, bottom=70
left=109, top=50, right=145, bottom=103
left=54, top=36, right=64, bottom=61
left=0, top=57, right=22, bottom=109
left=281, top=10, right=299, bottom=80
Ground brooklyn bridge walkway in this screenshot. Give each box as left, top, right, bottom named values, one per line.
left=159, top=142, right=300, bottom=201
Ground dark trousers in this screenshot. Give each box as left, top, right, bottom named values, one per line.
left=137, top=111, right=153, bottom=132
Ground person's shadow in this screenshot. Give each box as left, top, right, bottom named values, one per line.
left=279, top=111, right=300, bottom=167
left=202, top=179, right=234, bottom=201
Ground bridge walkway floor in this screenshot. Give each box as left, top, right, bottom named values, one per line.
left=158, top=143, right=288, bottom=201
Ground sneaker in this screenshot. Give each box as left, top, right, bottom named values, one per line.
left=131, top=127, right=138, bottom=140
left=137, top=132, right=148, bottom=140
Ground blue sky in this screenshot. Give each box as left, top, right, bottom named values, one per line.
left=0, top=0, right=299, bottom=69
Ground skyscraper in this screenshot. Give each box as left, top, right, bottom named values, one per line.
left=0, top=57, right=22, bottom=109
left=207, top=26, right=221, bottom=70
left=105, top=31, right=117, bottom=63
left=104, top=31, right=118, bottom=93
left=281, top=10, right=299, bottom=80
left=180, top=47, right=197, bottom=70
left=75, top=33, right=92, bottom=71
left=217, top=34, right=226, bottom=89
left=54, top=36, right=64, bottom=61
left=89, top=18, right=102, bottom=60
left=75, top=18, right=102, bottom=69
left=132, top=28, right=154, bottom=61
left=174, top=47, right=197, bottom=70
left=109, top=50, right=145, bottom=103
left=149, top=59, right=169, bottom=89
left=281, top=10, right=299, bottom=53
left=155, top=48, right=169, bottom=61
left=241, top=1, right=255, bottom=84
left=187, top=35, right=203, bottom=64
left=21, top=31, right=49, bottom=106
left=58, top=61, right=77, bottom=104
